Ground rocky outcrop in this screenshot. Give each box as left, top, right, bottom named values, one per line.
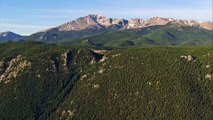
left=0, top=61, right=5, bottom=74
left=199, top=22, right=213, bottom=30
left=127, top=19, right=146, bottom=29
left=100, top=56, right=107, bottom=62
left=0, top=55, right=31, bottom=84
left=61, top=50, right=72, bottom=71
left=50, top=59, right=59, bottom=72
left=93, top=84, right=100, bottom=89
left=60, top=109, right=76, bottom=120
left=146, top=17, right=170, bottom=26
left=98, top=68, right=105, bottom=74
left=73, top=49, right=82, bottom=65
left=90, top=49, right=106, bottom=62
left=206, top=65, right=211, bottom=69
left=205, top=74, right=213, bottom=80
left=91, top=49, right=108, bottom=54
left=205, top=64, right=212, bottom=80
left=180, top=55, right=196, bottom=62
left=90, top=49, right=110, bottom=65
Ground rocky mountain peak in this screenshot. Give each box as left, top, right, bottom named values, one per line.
left=0, top=31, right=23, bottom=41
left=58, top=14, right=130, bottom=31
left=30, top=14, right=213, bottom=41
left=57, top=15, right=213, bottom=32
left=146, top=17, right=171, bottom=26
left=199, top=21, right=213, bottom=30
left=58, top=14, right=103, bottom=31
left=0, top=31, right=14, bottom=37
left=127, top=18, right=146, bottom=29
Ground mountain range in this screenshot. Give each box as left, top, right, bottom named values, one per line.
left=0, top=31, right=24, bottom=42
left=0, top=14, right=213, bottom=120
left=1, top=14, right=213, bottom=47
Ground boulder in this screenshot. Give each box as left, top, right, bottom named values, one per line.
left=206, top=65, right=211, bottom=69
left=180, top=55, right=196, bottom=61
left=187, top=55, right=195, bottom=61
left=93, top=84, right=100, bottom=89
left=0, top=61, right=4, bottom=67
left=205, top=74, right=213, bottom=80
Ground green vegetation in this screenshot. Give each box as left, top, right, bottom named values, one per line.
left=0, top=42, right=213, bottom=120
left=59, top=24, right=212, bottom=47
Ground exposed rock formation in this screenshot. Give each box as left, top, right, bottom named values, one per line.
left=61, top=50, right=72, bottom=71
left=187, top=55, right=194, bottom=61
left=180, top=55, right=196, bottom=62
left=205, top=74, right=213, bottom=80
left=30, top=14, right=213, bottom=41
left=58, top=14, right=128, bottom=31
left=73, top=49, right=82, bottom=65
left=0, top=61, right=5, bottom=74
left=100, top=56, right=107, bottom=62
left=91, top=49, right=108, bottom=54
left=127, top=19, right=146, bottom=29
left=206, top=65, right=211, bottom=69
left=50, top=59, right=59, bottom=72
left=60, top=109, right=75, bottom=120
left=93, top=84, right=100, bottom=89
left=0, top=55, right=31, bottom=84
left=98, top=68, right=105, bottom=74
left=90, top=49, right=106, bottom=62
left=199, top=22, right=213, bottom=30
left=90, top=58, right=96, bottom=65
left=146, top=17, right=170, bottom=26
left=52, top=14, right=213, bottom=32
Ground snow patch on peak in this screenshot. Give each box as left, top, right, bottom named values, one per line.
left=169, top=18, right=175, bottom=21
left=197, top=21, right=204, bottom=23
left=2, top=34, right=7, bottom=37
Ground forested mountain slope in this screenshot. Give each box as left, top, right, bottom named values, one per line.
left=0, top=42, right=212, bottom=120
left=61, top=24, right=213, bottom=47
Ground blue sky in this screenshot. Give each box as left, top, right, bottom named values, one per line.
left=0, top=0, right=212, bottom=35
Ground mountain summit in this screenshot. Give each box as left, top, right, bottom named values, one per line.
left=54, top=14, right=213, bottom=31
left=29, top=14, right=213, bottom=42
left=58, top=14, right=128, bottom=31
left=0, top=31, right=24, bottom=41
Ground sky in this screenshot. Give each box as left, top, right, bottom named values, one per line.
left=0, top=0, right=212, bottom=35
